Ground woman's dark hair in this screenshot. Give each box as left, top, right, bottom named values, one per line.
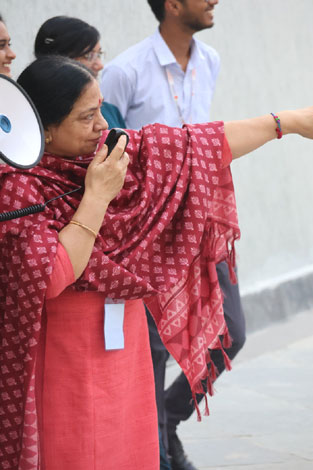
left=17, top=55, right=94, bottom=128
left=34, top=16, right=100, bottom=59
left=0, top=14, right=4, bottom=23
left=147, top=0, right=166, bottom=22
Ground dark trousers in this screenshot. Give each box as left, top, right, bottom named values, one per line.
left=159, top=426, right=172, bottom=470
left=147, top=261, right=246, bottom=449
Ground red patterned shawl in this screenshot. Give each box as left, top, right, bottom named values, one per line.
left=0, top=122, right=240, bottom=469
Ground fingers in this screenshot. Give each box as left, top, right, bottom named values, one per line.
left=93, top=144, right=109, bottom=164
left=106, top=135, right=128, bottom=162
left=120, top=151, right=129, bottom=167
left=92, top=135, right=127, bottom=166
left=118, top=153, right=129, bottom=181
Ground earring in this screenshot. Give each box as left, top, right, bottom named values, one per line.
left=45, top=135, right=52, bottom=144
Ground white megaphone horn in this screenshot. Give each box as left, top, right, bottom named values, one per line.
left=0, top=73, right=44, bottom=169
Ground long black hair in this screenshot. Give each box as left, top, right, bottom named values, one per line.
left=17, top=55, right=94, bottom=128
left=34, top=16, right=100, bottom=59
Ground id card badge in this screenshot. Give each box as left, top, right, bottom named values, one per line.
left=104, top=299, right=125, bottom=350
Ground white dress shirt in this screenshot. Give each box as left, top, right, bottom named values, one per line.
left=100, top=29, right=220, bottom=129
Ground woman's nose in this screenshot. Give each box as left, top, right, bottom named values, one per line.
left=7, top=45, right=16, bottom=60
left=93, top=57, right=104, bottom=73
left=95, top=112, right=108, bottom=131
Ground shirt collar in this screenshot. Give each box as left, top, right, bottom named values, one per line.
left=188, top=38, right=205, bottom=68
left=151, top=28, right=178, bottom=66
left=152, top=28, right=204, bottom=69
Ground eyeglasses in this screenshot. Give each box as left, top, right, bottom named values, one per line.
left=82, top=50, right=104, bottom=63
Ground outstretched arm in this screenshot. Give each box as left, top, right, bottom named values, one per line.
left=224, top=107, right=313, bottom=160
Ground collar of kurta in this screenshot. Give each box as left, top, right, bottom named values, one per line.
left=0, top=122, right=240, bottom=469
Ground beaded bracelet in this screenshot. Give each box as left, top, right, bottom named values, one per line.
left=69, top=220, right=98, bottom=239
left=270, top=113, right=283, bottom=139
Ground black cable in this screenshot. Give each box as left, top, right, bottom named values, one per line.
left=0, top=186, right=82, bottom=222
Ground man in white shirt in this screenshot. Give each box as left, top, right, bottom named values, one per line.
left=100, top=5, right=219, bottom=130
left=101, top=2, right=246, bottom=470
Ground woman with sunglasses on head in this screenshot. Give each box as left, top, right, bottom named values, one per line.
left=0, top=14, right=16, bottom=77
left=34, top=15, right=126, bottom=129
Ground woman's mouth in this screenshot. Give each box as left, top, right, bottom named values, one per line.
left=0, top=62, right=11, bottom=73
left=89, top=137, right=101, bottom=144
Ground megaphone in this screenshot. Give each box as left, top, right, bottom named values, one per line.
left=0, top=73, right=44, bottom=169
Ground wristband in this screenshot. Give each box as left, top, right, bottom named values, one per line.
left=270, top=113, right=283, bottom=139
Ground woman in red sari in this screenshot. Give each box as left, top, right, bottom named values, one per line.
left=1, top=55, right=313, bottom=470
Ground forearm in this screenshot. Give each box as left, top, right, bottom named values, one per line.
left=58, top=136, right=129, bottom=280
left=224, top=110, right=296, bottom=160
left=58, top=192, right=108, bottom=280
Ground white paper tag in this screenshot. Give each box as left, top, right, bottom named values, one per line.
left=104, top=302, right=125, bottom=350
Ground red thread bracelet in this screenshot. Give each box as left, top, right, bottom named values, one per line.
left=270, top=113, right=283, bottom=139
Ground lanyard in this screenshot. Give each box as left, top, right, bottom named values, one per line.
left=166, top=67, right=196, bottom=125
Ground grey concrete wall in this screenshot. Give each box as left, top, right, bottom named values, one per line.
left=2, top=1, right=313, bottom=307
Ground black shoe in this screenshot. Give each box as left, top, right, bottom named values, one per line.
left=168, top=431, right=199, bottom=470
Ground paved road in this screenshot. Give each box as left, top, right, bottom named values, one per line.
left=166, top=309, right=313, bottom=469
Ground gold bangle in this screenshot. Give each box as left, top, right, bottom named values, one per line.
left=69, top=220, right=98, bottom=239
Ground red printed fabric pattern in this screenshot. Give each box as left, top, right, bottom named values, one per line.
left=0, top=122, right=240, bottom=469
